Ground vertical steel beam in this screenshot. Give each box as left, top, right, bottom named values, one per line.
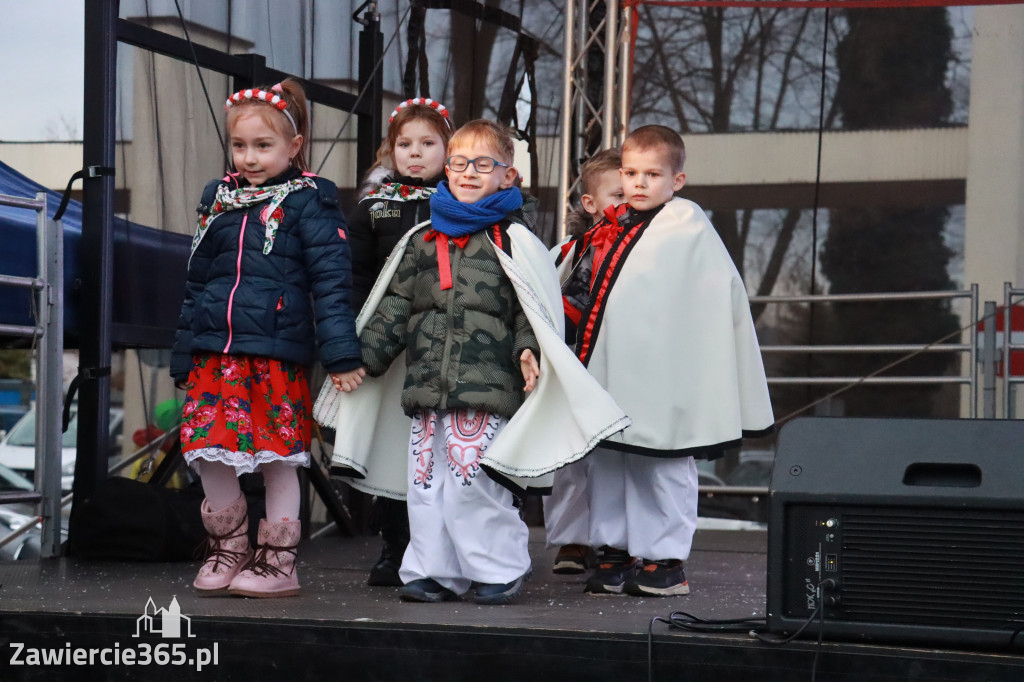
left=982, top=300, right=997, bottom=419
left=1003, top=281, right=1013, bottom=418
left=37, top=194, right=64, bottom=557
left=969, top=282, right=979, bottom=418
left=557, top=0, right=577, bottom=241
left=72, top=0, right=118, bottom=521
left=602, top=0, right=618, bottom=150
left=357, top=2, right=384, bottom=180
left=617, top=3, right=633, bottom=143
left=575, top=0, right=589, bottom=165
left=234, top=53, right=268, bottom=91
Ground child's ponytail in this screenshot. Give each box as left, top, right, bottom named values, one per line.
left=274, top=79, right=311, bottom=172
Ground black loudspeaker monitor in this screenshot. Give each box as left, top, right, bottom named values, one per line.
left=767, top=417, right=1024, bottom=650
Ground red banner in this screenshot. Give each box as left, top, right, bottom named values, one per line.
left=625, top=0, right=1023, bottom=9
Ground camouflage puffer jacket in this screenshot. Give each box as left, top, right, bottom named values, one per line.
left=360, top=223, right=538, bottom=418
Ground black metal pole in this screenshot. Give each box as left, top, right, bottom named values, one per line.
left=234, top=53, right=268, bottom=92
left=356, top=2, right=383, bottom=179
left=71, top=0, right=118, bottom=527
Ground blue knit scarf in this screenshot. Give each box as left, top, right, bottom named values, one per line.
left=428, top=182, right=523, bottom=236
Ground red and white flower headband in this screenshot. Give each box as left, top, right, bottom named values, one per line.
left=388, top=98, right=453, bottom=130
left=225, top=83, right=298, bottom=134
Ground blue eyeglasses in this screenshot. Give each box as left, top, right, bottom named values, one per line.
left=445, top=155, right=509, bottom=174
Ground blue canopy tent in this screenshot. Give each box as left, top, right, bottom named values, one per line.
left=0, top=159, right=190, bottom=348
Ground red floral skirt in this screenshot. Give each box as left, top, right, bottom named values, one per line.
left=180, top=354, right=311, bottom=473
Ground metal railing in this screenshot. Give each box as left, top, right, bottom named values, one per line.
left=696, top=286, right=980, bottom=511
left=752, top=287, right=979, bottom=416
left=0, top=192, right=64, bottom=558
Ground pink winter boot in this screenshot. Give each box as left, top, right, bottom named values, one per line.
left=193, top=494, right=253, bottom=596
left=228, top=519, right=301, bottom=598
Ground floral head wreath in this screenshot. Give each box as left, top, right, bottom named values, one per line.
left=225, top=83, right=298, bottom=135
left=388, top=98, right=453, bottom=130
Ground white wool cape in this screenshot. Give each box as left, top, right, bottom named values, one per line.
left=564, top=197, right=774, bottom=454
left=314, top=221, right=630, bottom=499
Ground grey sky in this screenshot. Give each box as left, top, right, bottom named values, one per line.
left=1, top=0, right=84, bottom=141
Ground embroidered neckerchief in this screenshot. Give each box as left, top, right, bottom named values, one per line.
left=191, top=176, right=318, bottom=257
left=366, top=182, right=437, bottom=202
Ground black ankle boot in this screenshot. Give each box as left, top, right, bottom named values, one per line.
left=367, top=498, right=410, bottom=587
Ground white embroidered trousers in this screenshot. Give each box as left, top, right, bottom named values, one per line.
left=399, top=409, right=531, bottom=594
left=543, top=457, right=591, bottom=548
left=587, top=447, right=698, bottom=562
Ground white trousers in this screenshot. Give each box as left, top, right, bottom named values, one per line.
left=399, top=409, right=531, bottom=594
left=587, top=447, right=698, bottom=561
left=543, top=458, right=591, bottom=548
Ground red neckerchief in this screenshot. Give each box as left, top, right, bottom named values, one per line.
left=424, top=229, right=471, bottom=290
left=589, top=204, right=629, bottom=288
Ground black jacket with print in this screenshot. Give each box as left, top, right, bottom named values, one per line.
left=347, top=172, right=444, bottom=313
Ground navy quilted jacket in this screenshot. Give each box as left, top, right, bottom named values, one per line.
left=170, top=171, right=361, bottom=383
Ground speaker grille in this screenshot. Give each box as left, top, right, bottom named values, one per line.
left=838, top=508, right=1024, bottom=627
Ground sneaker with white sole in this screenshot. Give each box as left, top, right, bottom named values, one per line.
left=584, top=548, right=639, bottom=595
left=624, top=559, right=690, bottom=597
left=552, top=544, right=592, bottom=574
left=474, top=571, right=529, bottom=605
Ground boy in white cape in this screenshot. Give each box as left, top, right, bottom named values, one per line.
left=555, top=125, right=774, bottom=597
left=318, top=120, right=629, bottom=605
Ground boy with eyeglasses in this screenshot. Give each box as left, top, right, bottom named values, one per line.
left=325, top=119, right=628, bottom=605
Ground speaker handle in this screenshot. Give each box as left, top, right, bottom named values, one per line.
left=902, top=462, right=981, bottom=488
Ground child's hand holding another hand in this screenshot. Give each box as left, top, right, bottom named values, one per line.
left=332, top=367, right=367, bottom=393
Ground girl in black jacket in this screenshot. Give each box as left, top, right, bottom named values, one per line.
left=344, top=98, right=453, bottom=586
left=171, top=79, right=363, bottom=598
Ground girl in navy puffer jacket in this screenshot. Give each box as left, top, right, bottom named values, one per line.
left=171, top=79, right=363, bottom=599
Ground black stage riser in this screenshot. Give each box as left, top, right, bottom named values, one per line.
left=2, top=613, right=1024, bottom=682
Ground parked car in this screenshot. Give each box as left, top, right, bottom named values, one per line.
left=0, top=404, right=29, bottom=438
left=0, top=461, right=68, bottom=561
left=0, top=406, right=125, bottom=492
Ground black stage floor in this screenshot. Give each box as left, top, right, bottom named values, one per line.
left=1, top=525, right=1022, bottom=681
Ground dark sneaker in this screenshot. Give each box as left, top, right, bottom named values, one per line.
left=552, top=544, right=591, bottom=574
left=398, top=578, right=458, bottom=603
left=624, top=559, right=690, bottom=597
left=584, top=548, right=639, bottom=595
left=474, top=571, right=529, bottom=605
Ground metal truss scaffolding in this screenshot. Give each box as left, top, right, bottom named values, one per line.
left=557, top=0, right=634, bottom=239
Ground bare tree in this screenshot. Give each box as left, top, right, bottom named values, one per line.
left=629, top=6, right=838, bottom=317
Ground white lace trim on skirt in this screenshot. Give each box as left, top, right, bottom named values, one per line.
left=184, top=447, right=310, bottom=474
